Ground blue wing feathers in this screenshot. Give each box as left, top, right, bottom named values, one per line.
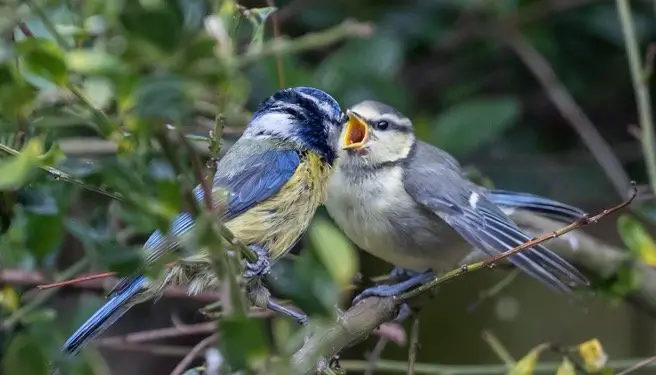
left=215, top=149, right=300, bottom=219
left=62, top=276, right=147, bottom=355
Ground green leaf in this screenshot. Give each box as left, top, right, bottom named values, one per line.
left=22, top=188, right=65, bottom=259
left=308, top=218, right=358, bottom=288
left=219, top=316, right=269, bottom=370
left=119, top=0, right=185, bottom=54
left=2, top=332, right=49, bottom=375
left=15, top=38, right=68, bottom=86
left=0, top=63, right=37, bottom=118
left=0, top=138, right=44, bottom=190
left=431, top=96, right=520, bottom=156
left=66, top=50, right=126, bottom=76
left=617, top=214, right=656, bottom=265
left=245, top=7, right=277, bottom=52
left=135, top=75, right=192, bottom=120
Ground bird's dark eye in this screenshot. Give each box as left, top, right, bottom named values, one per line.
left=375, top=120, right=389, bottom=130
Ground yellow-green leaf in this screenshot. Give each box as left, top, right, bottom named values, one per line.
left=617, top=215, right=656, bottom=265
left=0, top=138, right=44, bottom=190
left=578, top=338, right=608, bottom=373
left=556, top=357, right=576, bottom=375
left=15, top=38, right=68, bottom=86
left=0, top=285, right=19, bottom=312
left=66, top=50, right=126, bottom=75
left=308, top=218, right=358, bottom=288
left=508, top=344, right=549, bottom=375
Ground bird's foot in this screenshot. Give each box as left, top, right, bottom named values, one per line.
left=266, top=299, right=310, bottom=326
left=242, top=244, right=271, bottom=281
left=351, top=270, right=435, bottom=306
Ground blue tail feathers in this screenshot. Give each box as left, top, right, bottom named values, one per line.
left=62, top=275, right=147, bottom=355
left=487, top=189, right=586, bottom=222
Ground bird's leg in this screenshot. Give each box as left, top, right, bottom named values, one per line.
left=351, top=268, right=435, bottom=306
left=242, top=244, right=272, bottom=280
left=243, top=244, right=310, bottom=325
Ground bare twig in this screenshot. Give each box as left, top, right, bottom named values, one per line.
left=505, top=31, right=632, bottom=199
left=96, top=342, right=193, bottom=357
left=365, top=338, right=389, bottom=375
left=0, top=143, right=125, bottom=202
left=616, top=0, right=656, bottom=191
left=482, top=331, right=515, bottom=367
left=3, top=258, right=89, bottom=329
left=407, top=317, right=420, bottom=375
left=617, top=356, right=656, bottom=375
left=0, top=267, right=225, bottom=302
left=468, top=270, right=519, bottom=312
left=267, top=0, right=286, bottom=88
left=99, top=322, right=217, bottom=345
left=170, top=333, right=219, bottom=375
left=239, top=19, right=374, bottom=65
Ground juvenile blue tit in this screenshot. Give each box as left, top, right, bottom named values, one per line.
left=325, top=100, right=589, bottom=304
left=62, top=87, right=345, bottom=355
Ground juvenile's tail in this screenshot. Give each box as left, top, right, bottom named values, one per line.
left=62, top=275, right=147, bottom=355
left=487, top=189, right=586, bottom=222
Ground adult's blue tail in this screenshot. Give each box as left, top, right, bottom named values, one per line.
left=61, top=275, right=147, bottom=355
left=487, top=189, right=587, bottom=223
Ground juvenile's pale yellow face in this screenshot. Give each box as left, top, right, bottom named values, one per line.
left=339, top=101, right=415, bottom=166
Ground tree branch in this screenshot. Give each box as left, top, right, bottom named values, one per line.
left=290, top=198, right=650, bottom=374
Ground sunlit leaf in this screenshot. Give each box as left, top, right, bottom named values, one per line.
left=15, top=38, right=68, bottom=86
left=66, top=50, right=126, bottom=76
left=0, top=138, right=44, bottom=190
left=556, top=357, right=576, bottom=375
left=308, top=218, right=358, bottom=288
left=508, top=344, right=549, bottom=375
left=0, top=285, right=20, bottom=312
left=431, top=96, right=519, bottom=156
left=617, top=215, right=656, bottom=265
left=578, top=339, right=608, bottom=373
left=219, top=316, right=269, bottom=370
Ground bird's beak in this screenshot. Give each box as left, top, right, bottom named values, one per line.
left=342, top=110, right=369, bottom=150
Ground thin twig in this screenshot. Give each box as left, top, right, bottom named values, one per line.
left=407, top=317, right=420, bottom=375
left=239, top=19, right=373, bottom=65
left=482, top=330, right=515, bottom=367
left=267, top=0, right=286, bottom=88
left=617, top=356, right=656, bottom=375
left=505, top=31, right=632, bottom=199
left=365, top=338, right=389, bottom=375
left=96, top=342, right=193, bottom=357
left=170, top=333, right=219, bottom=375
left=616, top=0, right=656, bottom=191
left=399, top=183, right=636, bottom=300
left=3, top=258, right=89, bottom=329
left=0, top=267, right=225, bottom=302
left=0, top=143, right=125, bottom=202
left=468, top=270, right=519, bottom=312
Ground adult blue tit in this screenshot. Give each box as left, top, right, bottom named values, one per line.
left=62, top=87, right=345, bottom=355
left=325, top=100, right=589, bottom=304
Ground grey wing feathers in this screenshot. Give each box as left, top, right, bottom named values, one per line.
left=403, top=143, right=588, bottom=293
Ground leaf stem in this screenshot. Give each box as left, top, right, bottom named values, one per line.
left=616, top=0, right=656, bottom=191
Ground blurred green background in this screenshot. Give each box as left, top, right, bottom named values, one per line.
left=1, top=0, right=656, bottom=374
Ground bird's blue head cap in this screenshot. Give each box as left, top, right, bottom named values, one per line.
left=244, top=87, right=345, bottom=164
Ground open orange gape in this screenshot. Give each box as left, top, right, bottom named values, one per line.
left=342, top=111, right=369, bottom=149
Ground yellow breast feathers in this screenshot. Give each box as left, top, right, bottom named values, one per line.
left=226, top=151, right=332, bottom=260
